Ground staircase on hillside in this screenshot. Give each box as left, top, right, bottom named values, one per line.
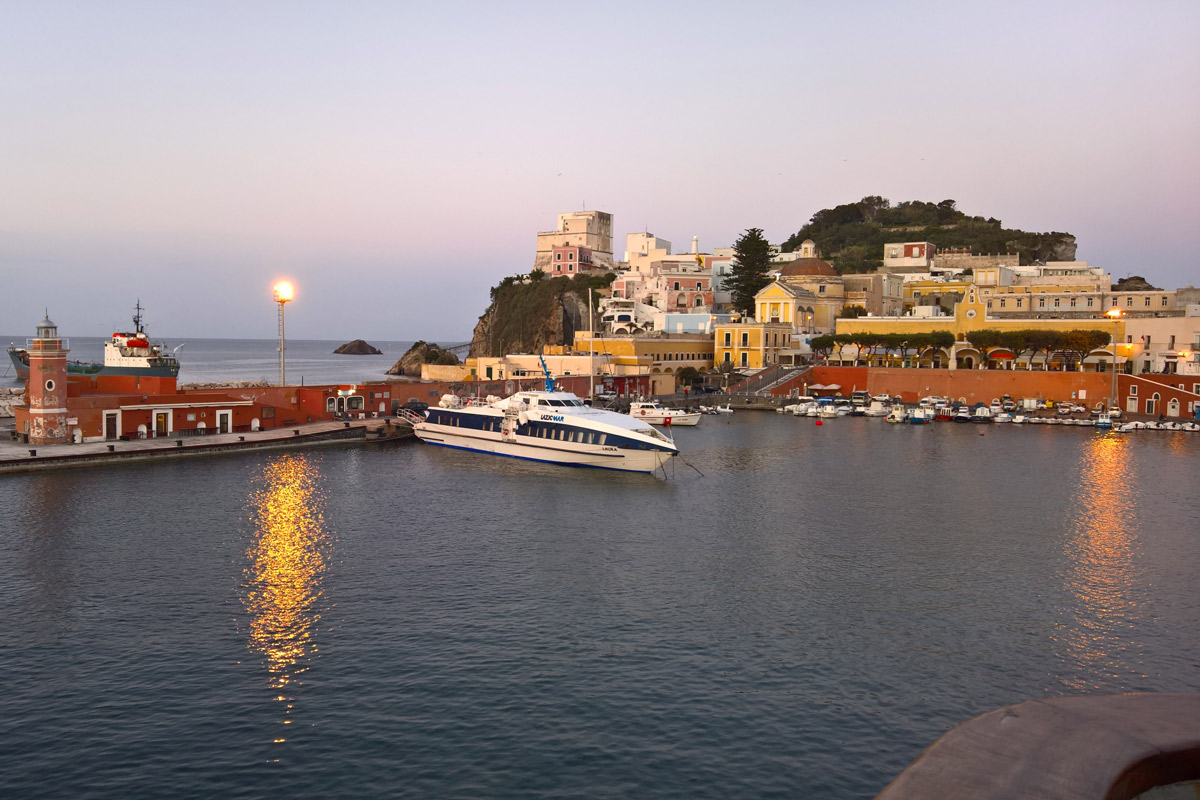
left=730, top=365, right=812, bottom=396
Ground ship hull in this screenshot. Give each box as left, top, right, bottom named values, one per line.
left=8, top=348, right=178, bottom=380
left=413, top=425, right=673, bottom=473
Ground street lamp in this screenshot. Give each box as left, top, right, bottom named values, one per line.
left=273, top=281, right=294, bottom=386
left=1106, top=307, right=1122, bottom=411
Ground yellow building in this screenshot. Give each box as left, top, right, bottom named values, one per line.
left=573, top=332, right=714, bottom=395
left=834, top=286, right=1128, bottom=370
left=714, top=320, right=793, bottom=369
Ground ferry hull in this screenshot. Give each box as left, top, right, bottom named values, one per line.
left=413, top=425, right=673, bottom=473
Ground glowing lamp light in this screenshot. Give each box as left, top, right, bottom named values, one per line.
left=273, top=281, right=295, bottom=386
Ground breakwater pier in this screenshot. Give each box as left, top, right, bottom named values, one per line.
left=0, top=417, right=412, bottom=475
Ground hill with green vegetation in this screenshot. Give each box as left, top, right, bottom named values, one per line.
left=470, top=271, right=615, bottom=358
left=780, top=196, right=1077, bottom=273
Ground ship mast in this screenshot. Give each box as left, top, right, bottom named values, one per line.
left=133, top=299, right=144, bottom=333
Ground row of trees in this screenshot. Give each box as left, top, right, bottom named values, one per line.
left=809, top=328, right=1114, bottom=368
left=810, top=331, right=955, bottom=363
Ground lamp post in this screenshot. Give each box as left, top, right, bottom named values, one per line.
left=273, top=282, right=294, bottom=386
left=1106, top=307, right=1122, bottom=411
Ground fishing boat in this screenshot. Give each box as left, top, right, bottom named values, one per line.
left=628, top=401, right=702, bottom=426
left=7, top=301, right=180, bottom=380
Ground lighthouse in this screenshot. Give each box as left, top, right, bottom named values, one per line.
left=27, top=313, right=70, bottom=445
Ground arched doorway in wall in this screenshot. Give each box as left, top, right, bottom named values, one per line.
left=1167, top=398, right=1180, bottom=417
left=1146, top=393, right=1160, bottom=415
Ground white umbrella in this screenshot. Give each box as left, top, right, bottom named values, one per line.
left=824, top=383, right=841, bottom=391
left=808, top=383, right=827, bottom=390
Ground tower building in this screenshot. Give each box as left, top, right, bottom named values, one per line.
left=26, top=313, right=70, bottom=445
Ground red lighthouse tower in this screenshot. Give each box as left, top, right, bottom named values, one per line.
left=27, top=313, right=70, bottom=445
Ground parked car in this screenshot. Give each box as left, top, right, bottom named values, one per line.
left=1056, top=403, right=1073, bottom=415
left=698, top=385, right=722, bottom=394
left=402, top=400, right=429, bottom=412
left=595, top=391, right=618, bottom=401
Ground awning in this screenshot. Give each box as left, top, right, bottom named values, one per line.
left=824, top=384, right=841, bottom=391
left=989, top=353, right=1014, bottom=359
left=808, top=383, right=827, bottom=390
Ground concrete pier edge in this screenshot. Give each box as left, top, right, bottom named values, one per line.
left=876, top=693, right=1200, bottom=800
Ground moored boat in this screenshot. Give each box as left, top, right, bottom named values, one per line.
left=7, top=301, right=180, bottom=380
left=404, top=390, right=677, bottom=473
left=628, top=401, right=702, bottom=426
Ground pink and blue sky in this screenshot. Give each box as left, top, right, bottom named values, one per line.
left=2, top=0, right=1197, bottom=341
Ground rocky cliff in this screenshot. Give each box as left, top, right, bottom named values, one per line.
left=470, top=278, right=595, bottom=358
left=386, top=341, right=459, bottom=376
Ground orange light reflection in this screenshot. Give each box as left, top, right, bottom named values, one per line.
left=1060, top=435, right=1141, bottom=689
left=242, top=454, right=327, bottom=738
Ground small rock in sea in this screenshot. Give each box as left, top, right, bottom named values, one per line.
left=334, top=339, right=382, bottom=355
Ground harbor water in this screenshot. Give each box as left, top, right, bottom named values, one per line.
left=2, top=393, right=1199, bottom=798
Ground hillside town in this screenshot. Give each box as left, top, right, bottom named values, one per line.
left=420, top=209, right=1200, bottom=419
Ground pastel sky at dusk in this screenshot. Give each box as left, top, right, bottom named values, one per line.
left=2, top=0, right=1197, bottom=341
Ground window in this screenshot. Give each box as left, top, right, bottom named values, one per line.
left=555, top=253, right=561, bottom=261
left=741, top=333, right=749, bottom=346
left=740, top=352, right=748, bottom=367
left=1130, top=385, right=1137, bottom=396
left=1000, top=299, right=1006, bottom=308
left=818, top=285, right=826, bottom=294
left=1169, top=335, right=1175, bottom=350
left=1053, top=298, right=1060, bottom=308
left=723, top=352, right=731, bottom=363
left=1144, top=297, right=1150, bottom=307
left=694, top=297, right=702, bottom=307
left=1087, top=298, right=1094, bottom=307
left=1070, top=298, right=1076, bottom=308
left=1016, top=299, right=1023, bottom=308
left=673, top=281, right=680, bottom=290
left=723, top=332, right=731, bottom=346
left=1039, top=298, right=1046, bottom=308
left=568, top=252, right=574, bottom=260
left=1126, top=297, right=1133, bottom=307
left=1161, top=296, right=1168, bottom=307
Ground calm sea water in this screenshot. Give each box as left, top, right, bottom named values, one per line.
left=1, top=405, right=1198, bottom=798
left=1, top=335, right=443, bottom=388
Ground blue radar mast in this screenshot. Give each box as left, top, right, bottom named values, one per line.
left=539, top=355, right=555, bottom=392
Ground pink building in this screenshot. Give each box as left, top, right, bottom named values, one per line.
left=549, top=245, right=599, bottom=275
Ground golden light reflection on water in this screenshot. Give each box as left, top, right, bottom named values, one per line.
left=1060, top=435, right=1141, bottom=689
left=242, top=454, right=328, bottom=740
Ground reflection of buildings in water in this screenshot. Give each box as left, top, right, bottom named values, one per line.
left=1060, top=436, right=1141, bottom=690
left=18, top=474, right=84, bottom=636
left=242, top=454, right=328, bottom=739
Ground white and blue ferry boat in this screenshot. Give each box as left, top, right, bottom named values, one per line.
left=403, top=370, right=678, bottom=473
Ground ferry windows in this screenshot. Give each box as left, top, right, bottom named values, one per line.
left=597, top=434, right=606, bottom=445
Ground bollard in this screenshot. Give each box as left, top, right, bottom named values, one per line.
left=107, top=444, right=115, bottom=452
left=28, top=449, right=36, bottom=457
left=293, top=429, right=301, bottom=435
left=238, top=436, right=245, bottom=442
left=175, top=440, right=183, bottom=447
left=344, top=421, right=351, bottom=428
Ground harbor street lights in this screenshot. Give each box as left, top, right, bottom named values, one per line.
left=1106, top=307, right=1122, bottom=411
left=273, top=282, right=294, bottom=386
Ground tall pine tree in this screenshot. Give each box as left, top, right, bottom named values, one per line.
left=727, top=227, right=773, bottom=316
